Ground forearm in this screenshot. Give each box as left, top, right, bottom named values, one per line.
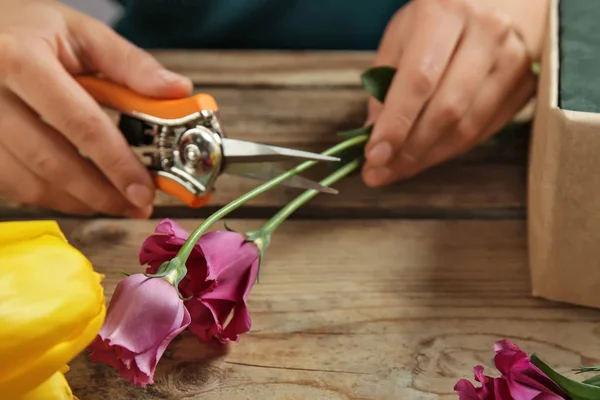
left=483, top=0, right=550, bottom=61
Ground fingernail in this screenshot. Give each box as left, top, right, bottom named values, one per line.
left=125, top=183, right=154, bottom=209
left=366, top=141, right=393, bottom=167
left=363, top=166, right=392, bottom=187
left=158, top=69, right=188, bottom=84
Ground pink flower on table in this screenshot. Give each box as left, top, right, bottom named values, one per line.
left=88, top=273, right=191, bottom=386
left=455, top=365, right=498, bottom=399
left=455, top=340, right=567, bottom=400
left=140, top=219, right=261, bottom=344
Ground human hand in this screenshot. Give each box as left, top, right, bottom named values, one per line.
left=0, top=0, right=192, bottom=217
left=362, top=0, right=542, bottom=187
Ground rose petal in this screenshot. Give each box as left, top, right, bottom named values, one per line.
left=494, top=339, right=521, bottom=354
left=186, top=298, right=227, bottom=342
left=88, top=274, right=191, bottom=387
left=97, top=275, right=184, bottom=353
left=494, top=340, right=529, bottom=376
left=139, top=219, right=189, bottom=267
left=197, top=230, right=259, bottom=287
left=140, top=219, right=213, bottom=295
left=155, top=218, right=191, bottom=240
left=493, top=378, right=512, bottom=399
left=454, top=379, right=481, bottom=400
left=518, top=365, right=566, bottom=395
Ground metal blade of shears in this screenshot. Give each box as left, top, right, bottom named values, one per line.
left=221, top=138, right=340, bottom=163
left=223, top=163, right=339, bottom=195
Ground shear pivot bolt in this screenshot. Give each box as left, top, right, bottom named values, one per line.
left=177, top=126, right=221, bottom=175
left=184, top=145, right=201, bottom=165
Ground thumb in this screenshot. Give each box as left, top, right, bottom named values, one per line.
left=70, top=16, right=193, bottom=98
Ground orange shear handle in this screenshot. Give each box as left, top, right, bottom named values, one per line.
left=153, top=175, right=213, bottom=209
left=74, top=75, right=218, bottom=119
left=75, top=75, right=217, bottom=208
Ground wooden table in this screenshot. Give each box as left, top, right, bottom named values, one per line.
left=3, top=51, right=600, bottom=400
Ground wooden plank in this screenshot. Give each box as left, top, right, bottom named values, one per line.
left=57, top=218, right=600, bottom=400
left=152, top=50, right=375, bottom=87
left=0, top=51, right=528, bottom=219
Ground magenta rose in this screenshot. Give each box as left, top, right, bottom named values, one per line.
left=455, top=340, right=567, bottom=399
left=139, top=218, right=214, bottom=296
left=88, top=273, right=191, bottom=386
left=140, top=218, right=260, bottom=343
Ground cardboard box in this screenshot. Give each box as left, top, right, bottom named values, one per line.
left=529, top=0, right=600, bottom=308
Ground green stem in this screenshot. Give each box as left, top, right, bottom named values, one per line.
left=174, top=135, right=368, bottom=262
left=259, top=158, right=362, bottom=235
left=575, top=366, right=600, bottom=374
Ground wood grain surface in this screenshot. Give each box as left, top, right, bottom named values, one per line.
left=0, top=51, right=529, bottom=220
left=57, top=218, right=600, bottom=400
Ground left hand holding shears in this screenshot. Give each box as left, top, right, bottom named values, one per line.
left=0, top=0, right=193, bottom=218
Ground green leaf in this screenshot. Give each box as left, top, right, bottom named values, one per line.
left=223, top=222, right=237, bottom=232
left=328, top=146, right=364, bottom=172
left=531, top=354, right=600, bottom=400
left=338, top=125, right=373, bottom=140
left=582, top=374, right=600, bottom=387
left=255, top=247, right=267, bottom=284
left=576, top=366, right=600, bottom=375
left=360, top=66, right=396, bottom=103
left=332, top=125, right=372, bottom=169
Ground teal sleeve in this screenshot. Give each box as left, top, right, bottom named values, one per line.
left=113, top=0, right=409, bottom=50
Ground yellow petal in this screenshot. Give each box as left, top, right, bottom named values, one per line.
left=0, top=221, right=66, bottom=246
left=16, top=370, right=74, bottom=400
left=0, top=221, right=106, bottom=397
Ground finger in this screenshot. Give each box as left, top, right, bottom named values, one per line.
left=481, top=77, right=536, bottom=139
left=366, top=4, right=415, bottom=127
left=3, top=42, right=156, bottom=212
left=69, top=15, right=192, bottom=98
left=452, top=31, right=531, bottom=143
left=365, top=1, right=466, bottom=170
left=419, top=58, right=536, bottom=172
left=391, top=9, right=512, bottom=171
left=0, top=90, right=148, bottom=218
left=0, top=143, right=96, bottom=216
left=423, top=31, right=531, bottom=165
left=372, top=3, right=416, bottom=68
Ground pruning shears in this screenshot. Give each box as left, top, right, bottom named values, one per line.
left=75, top=76, right=339, bottom=208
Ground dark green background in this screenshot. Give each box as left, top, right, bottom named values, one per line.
left=113, top=1, right=596, bottom=113
left=559, top=0, right=600, bottom=112
left=112, top=0, right=408, bottom=50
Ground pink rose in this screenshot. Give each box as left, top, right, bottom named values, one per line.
left=455, top=365, right=498, bottom=399
left=455, top=340, right=567, bottom=400
left=140, top=218, right=213, bottom=296
left=88, top=273, right=191, bottom=386
left=140, top=219, right=260, bottom=343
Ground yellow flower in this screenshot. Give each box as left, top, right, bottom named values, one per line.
left=0, top=221, right=106, bottom=399
left=17, top=370, right=74, bottom=400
